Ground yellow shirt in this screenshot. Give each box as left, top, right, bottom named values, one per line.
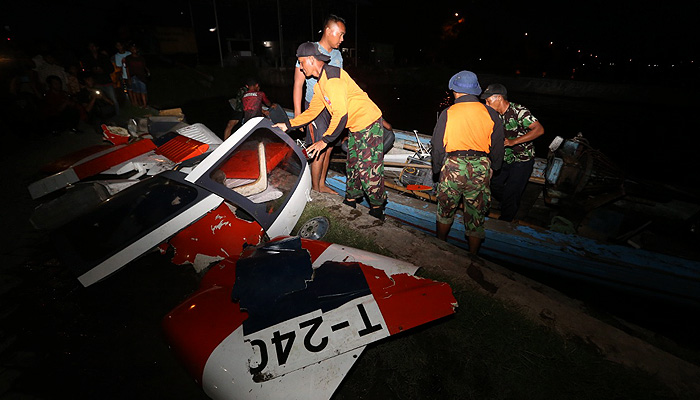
left=288, top=65, right=382, bottom=142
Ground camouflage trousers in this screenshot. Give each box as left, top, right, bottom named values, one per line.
left=346, top=119, right=386, bottom=206
left=436, top=155, right=492, bottom=239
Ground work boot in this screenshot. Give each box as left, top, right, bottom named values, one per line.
left=369, top=207, right=385, bottom=221
left=342, top=198, right=357, bottom=209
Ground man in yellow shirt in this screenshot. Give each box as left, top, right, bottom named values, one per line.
left=292, top=15, right=346, bottom=195
left=273, top=42, right=386, bottom=220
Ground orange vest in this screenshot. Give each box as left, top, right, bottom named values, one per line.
left=443, top=101, right=495, bottom=153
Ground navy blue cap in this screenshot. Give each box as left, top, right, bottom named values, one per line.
left=448, top=70, right=482, bottom=95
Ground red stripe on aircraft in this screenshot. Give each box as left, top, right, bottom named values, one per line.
left=359, top=264, right=457, bottom=335
left=72, top=139, right=157, bottom=179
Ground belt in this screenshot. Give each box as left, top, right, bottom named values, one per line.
left=447, top=150, right=488, bottom=157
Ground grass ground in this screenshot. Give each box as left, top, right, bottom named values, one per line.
left=293, top=204, right=686, bottom=400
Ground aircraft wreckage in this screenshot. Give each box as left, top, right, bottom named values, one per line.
left=29, top=116, right=458, bottom=399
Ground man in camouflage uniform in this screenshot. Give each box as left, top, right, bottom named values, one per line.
left=431, top=71, right=504, bottom=254
left=481, top=84, right=545, bottom=222
left=274, top=42, right=386, bottom=220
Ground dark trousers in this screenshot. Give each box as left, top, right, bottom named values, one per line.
left=43, top=108, right=80, bottom=133
left=491, top=159, right=534, bottom=221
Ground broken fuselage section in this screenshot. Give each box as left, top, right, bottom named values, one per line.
left=163, top=236, right=458, bottom=400
left=52, top=118, right=311, bottom=286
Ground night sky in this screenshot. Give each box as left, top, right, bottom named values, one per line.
left=3, top=0, right=698, bottom=82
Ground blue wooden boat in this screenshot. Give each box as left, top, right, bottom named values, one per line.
left=325, top=167, right=700, bottom=309
left=250, top=108, right=700, bottom=308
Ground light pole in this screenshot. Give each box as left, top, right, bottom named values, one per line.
left=213, top=0, right=224, bottom=67
left=277, top=0, right=284, bottom=68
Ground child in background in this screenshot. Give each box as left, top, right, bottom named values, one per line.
left=224, top=84, right=247, bottom=139
left=223, top=77, right=285, bottom=140
left=241, top=77, right=272, bottom=122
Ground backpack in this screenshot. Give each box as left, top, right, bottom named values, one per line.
left=228, top=86, right=247, bottom=112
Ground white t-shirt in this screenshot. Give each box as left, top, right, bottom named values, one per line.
left=114, top=51, right=132, bottom=79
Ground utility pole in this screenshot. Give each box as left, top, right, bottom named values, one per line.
left=189, top=0, right=199, bottom=65
left=277, top=0, right=284, bottom=68
left=213, top=0, right=224, bottom=67
left=355, top=0, right=358, bottom=67
left=310, top=0, right=314, bottom=39
left=247, top=0, right=254, bottom=54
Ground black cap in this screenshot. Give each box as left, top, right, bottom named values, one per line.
left=480, top=83, right=507, bottom=99
left=295, top=42, right=331, bottom=62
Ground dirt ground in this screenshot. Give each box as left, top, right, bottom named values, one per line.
left=1, top=127, right=699, bottom=399
left=304, top=192, right=700, bottom=397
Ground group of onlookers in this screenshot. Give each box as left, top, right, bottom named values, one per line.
left=7, top=39, right=149, bottom=135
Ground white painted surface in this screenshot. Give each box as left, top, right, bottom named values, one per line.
left=77, top=193, right=223, bottom=287
left=186, top=118, right=262, bottom=183
left=28, top=168, right=80, bottom=199
left=176, top=122, right=223, bottom=146
left=100, top=150, right=174, bottom=176
left=266, top=163, right=311, bottom=239
left=241, top=294, right=387, bottom=379
left=312, top=243, right=420, bottom=276
left=203, top=308, right=372, bottom=399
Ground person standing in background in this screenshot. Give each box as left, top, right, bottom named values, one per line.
left=113, top=41, right=132, bottom=104
left=81, top=42, right=120, bottom=116
left=292, top=15, right=346, bottom=195
left=481, top=83, right=544, bottom=222
left=124, top=43, right=149, bottom=109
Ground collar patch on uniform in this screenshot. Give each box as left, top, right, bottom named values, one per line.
left=324, top=95, right=331, bottom=106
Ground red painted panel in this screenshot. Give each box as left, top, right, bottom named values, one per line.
left=72, top=139, right=157, bottom=179
left=168, top=203, right=265, bottom=267
left=199, top=258, right=238, bottom=290
left=40, top=144, right=114, bottom=174
left=218, top=143, right=292, bottom=179
left=155, top=135, right=209, bottom=163
left=162, top=285, right=247, bottom=383
left=101, top=124, right=130, bottom=145
left=360, top=264, right=457, bottom=335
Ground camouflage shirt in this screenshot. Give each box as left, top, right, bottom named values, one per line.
left=501, top=102, right=538, bottom=164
